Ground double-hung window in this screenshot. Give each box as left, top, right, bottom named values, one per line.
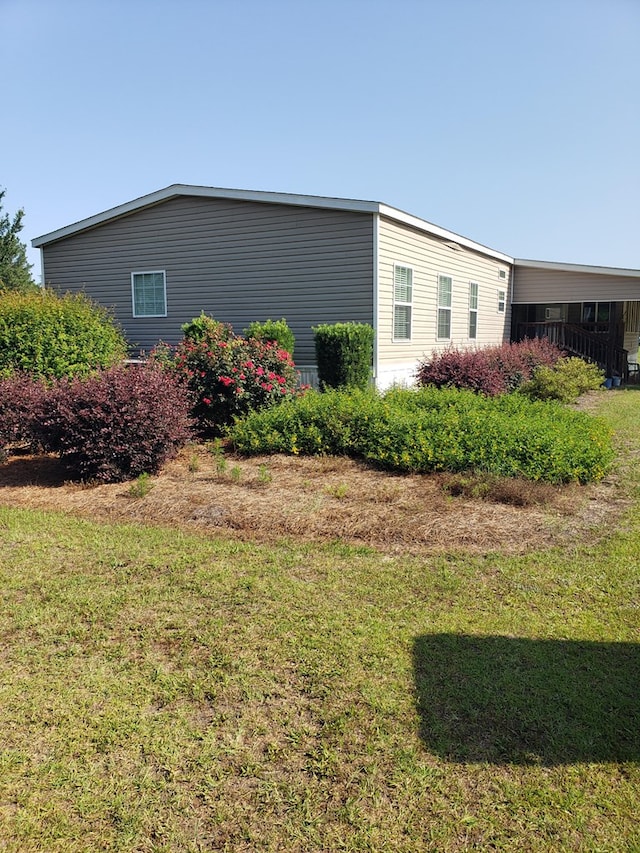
left=497, top=289, right=506, bottom=314
left=437, top=274, right=452, bottom=339
left=131, top=271, right=167, bottom=317
left=469, top=282, right=478, bottom=339
left=393, top=264, right=413, bottom=341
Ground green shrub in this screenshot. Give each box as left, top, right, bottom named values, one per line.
left=313, top=322, right=374, bottom=390
left=0, top=289, right=127, bottom=379
left=244, top=318, right=295, bottom=357
left=230, top=388, right=379, bottom=456
left=170, top=320, right=300, bottom=435
left=181, top=312, right=233, bottom=344
left=35, top=363, right=193, bottom=482
left=521, top=357, right=605, bottom=403
left=230, top=387, right=614, bottom=484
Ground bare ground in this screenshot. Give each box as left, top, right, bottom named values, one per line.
left=0, top=433, right=630, bottom=556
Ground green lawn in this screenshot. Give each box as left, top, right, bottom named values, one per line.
left=0, top=391, right=639, bottom=852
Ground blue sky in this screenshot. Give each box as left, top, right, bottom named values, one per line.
left=2, top=0, right=638, bottom=278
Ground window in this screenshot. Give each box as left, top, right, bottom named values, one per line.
left=469, top=282, right=478, bottom=339
left=497, top=289, right=506, bottom=313
left=437, top=275, right=452, bottom=339
left=131, top=271, right=167, bottom=317
left=393, top=264, right=413, bottom=340
left=582, top=301, right=611, bottom=324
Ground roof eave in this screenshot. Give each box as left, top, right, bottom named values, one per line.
left=515, top=258, right=640, bottom=279
left=31, top=184, right=382, bottom=247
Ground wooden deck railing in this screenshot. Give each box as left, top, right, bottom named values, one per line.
left=515, top=322, right=628, bottom=378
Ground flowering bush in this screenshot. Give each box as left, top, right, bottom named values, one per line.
left=34, top=363, right=193, bottom=482
left=416, top=339, right=564, bottom=395
left=169, top=323, right=300, bottom=434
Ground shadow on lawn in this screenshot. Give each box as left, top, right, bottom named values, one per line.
left=413, top=634, right=640, bottom=765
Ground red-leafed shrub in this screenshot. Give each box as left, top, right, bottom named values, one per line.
left=415, top=348, right=505, bottom=395
left=35, top=363, right=193, bottom=482
left=416, top=339, right=564, bottom=396
left=0, top=372, right=46, bottom=458
left=164, top=319, right=301, bottom=435
left=484, top=338, right=564, bottom=391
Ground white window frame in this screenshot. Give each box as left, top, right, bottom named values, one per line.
left=469, top=281, right=478, bottom=339
left=497, top=289, right=506, bottom=313
left=437, top=274, right=452, bottom=340
left=393, top=263, right=413, bottom=342
left=131, top=270, right=167, bottom=318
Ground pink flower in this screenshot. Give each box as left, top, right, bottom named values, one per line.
left=202, top=397, right=211, bottom=404
left=219, top=376, right=234, bottom=387
left=256, top=366, right=264, bottom=376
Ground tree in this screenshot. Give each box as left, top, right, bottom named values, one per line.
left=0, top=188, right=37, bottom=292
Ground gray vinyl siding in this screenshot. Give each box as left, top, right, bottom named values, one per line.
left=377, top=216, right=511, bottom=371
left=42, top=195, right=374, bottom=363
left=513, top=266, right=640, bottom=303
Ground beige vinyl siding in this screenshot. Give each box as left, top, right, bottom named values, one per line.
left=377, top=217, right=511, bottom=370
left=42, top=195, right=374, bottom=363
left=513, top=266, right=640, bottom=304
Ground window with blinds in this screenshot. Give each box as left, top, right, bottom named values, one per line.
left=469, top=281, right=478, bottom=339
left=131, top=271, right=167, bottom=317
left=437, top=274, right=452, bottom=339
left=393, top=264, right=413, bottom=340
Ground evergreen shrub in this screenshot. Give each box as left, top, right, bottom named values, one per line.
left=244, top=318, right=295, bottom=357
left=35, top=363, right=193, bottom=482
left=181, top=312, right=234, bottom=344
left=230, top=386, right=614, bottom=484
left=313, top=322, right=374, bottom=390
left=521, top=357, right=604, bottom=402
left=0, top=290, right=127, bottom=379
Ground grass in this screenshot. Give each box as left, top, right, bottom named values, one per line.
left=0, top=390, right=638, bottom=851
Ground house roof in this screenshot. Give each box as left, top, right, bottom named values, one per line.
left=514, top=258, right=640, bottom=279
left=32, top=183, right=514, bottom=264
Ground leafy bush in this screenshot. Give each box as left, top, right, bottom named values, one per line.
left=0, top=289, right=127, bottom=379
left=416, top=339, right=564, bottom=395
left=313, top=322, right=374, bottom=390
left=181, top=312, right=233, bottom=344
left=35, top=363, right=193, bottom=482
left=244, top=318, right=295, bottom=357
left=170, top=322, right=300, bottom=435
left=0, top=372, right=46, bottom=458
left=521, top=357, right=604, bottom=403
left=230, top=386, right=614, bottom=484
left=230, top=388, right=380, bottom=456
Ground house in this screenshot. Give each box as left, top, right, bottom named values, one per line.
left=511, top=259, right=640, bottom=378
left=32, top=184, right=640, bottom=386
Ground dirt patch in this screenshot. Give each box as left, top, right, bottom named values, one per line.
left=0, top=439, right=629, bottom=555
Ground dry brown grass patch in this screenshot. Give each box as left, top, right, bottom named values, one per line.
left=0, top=442, right=626, bottom=556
